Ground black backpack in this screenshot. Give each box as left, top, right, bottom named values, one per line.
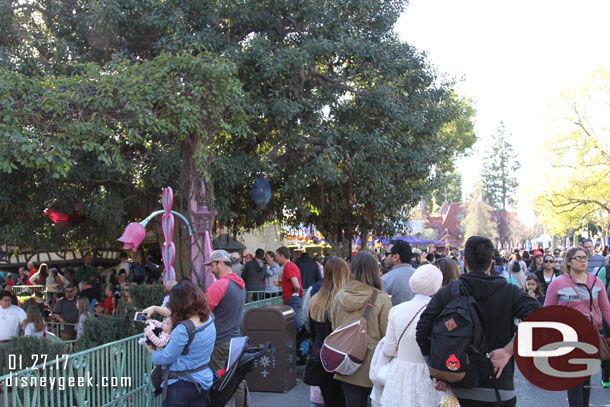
left=427, top=280, right=493, bottom=389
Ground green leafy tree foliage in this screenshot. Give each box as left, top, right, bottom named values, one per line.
left=1, top=0, right=476, bottom=261
left=0, top=52, right=245, bottom=258
left=481, top=123, right=520, bottom=211
left=535, top=70, right=610, bottom=238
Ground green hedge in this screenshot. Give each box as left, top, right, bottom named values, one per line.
left=73, top=313, right=142, bottom=352
left=9, top=336, right=66, bottom=369
left=129, top=284, right=165, bottom=310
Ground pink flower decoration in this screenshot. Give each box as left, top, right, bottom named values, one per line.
left=117, top=222, right=146, bottom=252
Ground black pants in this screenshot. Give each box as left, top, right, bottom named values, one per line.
left=163, top=380, right=209, bottom=407
left=320, top=372, right=346, bottom=407
left=458, top=397, right=516, bottom=407
left=602, top=320, right=610, bottom=381
left=341, top=382, right=370, bottom=407
left=567, top=376, right=591, bottom=407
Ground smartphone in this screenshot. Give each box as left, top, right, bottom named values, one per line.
left=133, top=312, right=148, bottom=322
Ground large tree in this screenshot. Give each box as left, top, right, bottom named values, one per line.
left=535, top=70, right=610, bottom=239
left=481, top=123, right=520, bottom=211
left=1, top=0, right=476, bottom=262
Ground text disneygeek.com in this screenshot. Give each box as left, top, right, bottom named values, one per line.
left=4, top=354, right=131, bottom=390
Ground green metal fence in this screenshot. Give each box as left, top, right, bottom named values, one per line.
left=243, top=293, right=284, bottom=315
left=0, top=294, right=285, bottom=406
left=0, top=333, right=159, bottom=407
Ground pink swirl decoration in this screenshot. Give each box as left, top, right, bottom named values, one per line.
left=161, top=187, right=176, bottom=283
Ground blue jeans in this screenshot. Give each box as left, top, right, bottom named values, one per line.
left=286, top=296, right=302, bottom=333
left=163, top=380, right=209, bottom=407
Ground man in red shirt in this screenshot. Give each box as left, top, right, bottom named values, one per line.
left=276, top=246, right=303, bottom=333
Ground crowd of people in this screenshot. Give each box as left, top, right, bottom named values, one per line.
left=0, top=250, right=168, bottom=378
left=1, top=237, right=610, bottom=407
left=127, top=237, right=610, bottom=407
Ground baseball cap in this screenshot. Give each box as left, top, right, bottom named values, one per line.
left=244, top=254, right=254, bottom=261
left=204, top=250, right=231, bottom=265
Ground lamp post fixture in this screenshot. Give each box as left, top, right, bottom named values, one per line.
left=118, top=186, right=214, bottom=287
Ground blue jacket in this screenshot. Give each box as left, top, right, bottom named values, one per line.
left=152, top=319, right=216, bottom=389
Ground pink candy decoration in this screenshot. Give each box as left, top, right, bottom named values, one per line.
left=117, top=223, right=147, bottom=252
left=161, top=187, right=176, bottom=284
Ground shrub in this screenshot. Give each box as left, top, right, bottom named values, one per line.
left=129, top=284, right=165, bottom=309
left=73, top=313, right=142, bottom=352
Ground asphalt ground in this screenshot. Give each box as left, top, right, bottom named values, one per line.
left=250, top=365, right=610, bottom=407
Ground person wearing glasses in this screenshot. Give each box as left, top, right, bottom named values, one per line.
left=52, top=285, right=79, bottom=340
left=381, top=240, right=416, bottom=306
left=534, top=254, right=560, bottom=294
left=544, top=246, right=610, bottom=405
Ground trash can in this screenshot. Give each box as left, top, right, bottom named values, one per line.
left=243, top=305, right=296, bottom=392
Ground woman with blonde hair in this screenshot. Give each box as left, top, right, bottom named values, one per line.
left=329, top=252, right=392, bottom=407
left=307, top=256, right=351, bottom=407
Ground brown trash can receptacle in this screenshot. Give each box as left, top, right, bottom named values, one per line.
left=243, top=305, right=296, bottom=393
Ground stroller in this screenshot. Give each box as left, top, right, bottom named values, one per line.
left=209, top=337, right=271, bottom=407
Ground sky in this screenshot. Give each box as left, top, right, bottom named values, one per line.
left=394, top=0, right=610, bottom=226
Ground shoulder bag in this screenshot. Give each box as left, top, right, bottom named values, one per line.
left=564, top=274, right=610, bottom=360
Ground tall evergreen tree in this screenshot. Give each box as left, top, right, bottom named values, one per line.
left=481, top=123, right=520, bottom=211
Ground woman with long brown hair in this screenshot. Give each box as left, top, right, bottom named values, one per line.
left=307, top=256, right=351, bottom=407
left=329, top=252, right=392, bottom=407
left=144, top=280, right=216, bottom=406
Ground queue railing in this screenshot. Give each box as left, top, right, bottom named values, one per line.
left=0, top=332, right=158, bottom=407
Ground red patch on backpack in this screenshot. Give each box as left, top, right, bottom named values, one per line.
left=446, top=354, right=460, bottom=371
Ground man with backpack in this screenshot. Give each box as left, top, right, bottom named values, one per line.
left=416, top=236, right=540, bottom=406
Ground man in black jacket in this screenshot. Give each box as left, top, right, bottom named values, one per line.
left=295, top=251, right=322, bottom=290
left=242, top=248, right=267, bottom=301
left=416, top=236, right=540, bottom=406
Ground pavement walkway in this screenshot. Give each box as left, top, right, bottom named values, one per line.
left=250, top=365, right=610, bottom=407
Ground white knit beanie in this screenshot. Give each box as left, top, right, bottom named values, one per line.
left=409, top=264, right=443, bottom=296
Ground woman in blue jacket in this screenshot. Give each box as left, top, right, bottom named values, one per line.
left=145, top=280, right=216, bottom=406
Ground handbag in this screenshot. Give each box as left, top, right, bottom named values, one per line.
left=320, top=290, right=378, bottom=376
left=564, top=274, right=610, bottom=360
left=303, top=355, right=325, bottom=386
left=370, top=304, right=427, bottom=386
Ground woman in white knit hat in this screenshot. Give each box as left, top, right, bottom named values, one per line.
left=377, top=264, right=455, bottom=407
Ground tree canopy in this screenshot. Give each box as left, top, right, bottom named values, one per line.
left=1, top=0, right=476, bottom=259
left=535, top=70, right=610, bottom=238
